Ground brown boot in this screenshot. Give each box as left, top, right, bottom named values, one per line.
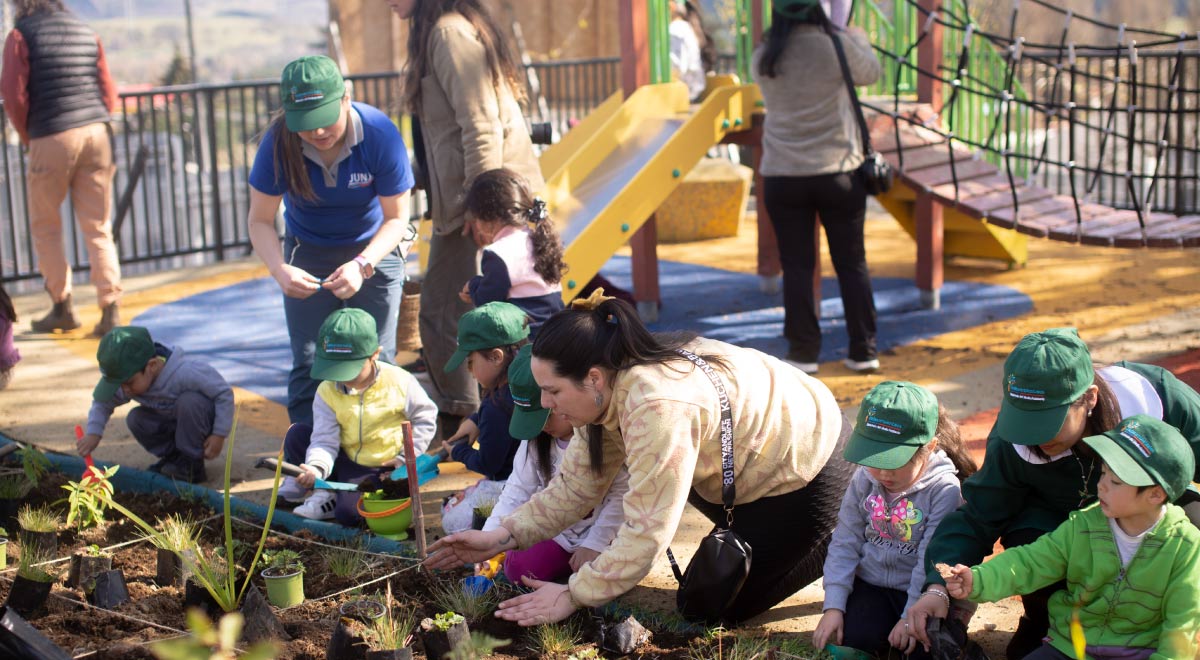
left=92, top=302, right=120, bottom=337
left=30, top=295, right=81, bottom=333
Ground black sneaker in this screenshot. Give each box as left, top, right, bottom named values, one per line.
left=159, top=459, right=207, bottom=484
left=146, top=452, right=180, bottom=474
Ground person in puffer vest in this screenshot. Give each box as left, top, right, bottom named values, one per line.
left=1, top=0, right=123, bottom=336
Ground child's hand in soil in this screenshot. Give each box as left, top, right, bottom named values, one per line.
left=812, top=608, right=844, bottom=649
left=76, top=433, right=101, bottom=456
left=568, top=548, right=600, bottom=572
left=295, top=463, right=322, bottom=489
left=944, top=564, right=972, bottom=599
left=888, top=618, right=917, bottom=654
left=495, top=576, right=577, bottom=626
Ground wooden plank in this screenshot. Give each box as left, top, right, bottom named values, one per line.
left=1036, top=205, right=1132, bottom=242
left=1081, top=211, right=1179, bottom=248
left=883, top=144, right=966, bottom=172
left=874, top=127, right=945, bottom=154
left=965, top=185, right=1056, bottom=214
left=929, top=174, right=1011, bottom=206
left=985, top=195, right=1076, bottom=231
left=906, top=159, right=999, bottom=188
left=1138, top=214, right=1200, bottom=247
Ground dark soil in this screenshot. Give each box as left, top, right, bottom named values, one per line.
left=0, top=471, right=708, bottom=659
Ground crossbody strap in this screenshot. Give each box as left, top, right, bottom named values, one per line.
left=827, top=28, right=874, bottom=158
left=675, top=348, right=735, bottom=512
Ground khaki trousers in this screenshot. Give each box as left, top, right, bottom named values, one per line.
left=28, top=122, right=121, bottom=307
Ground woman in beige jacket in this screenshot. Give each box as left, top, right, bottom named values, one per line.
left=388, top=0, right=544, bottom=432
left=427, top=291, right=855, bottom=625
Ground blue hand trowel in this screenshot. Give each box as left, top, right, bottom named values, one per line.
left=389, top=449, right=447, bottom=485
left=255, top=457, right=360, bottom=492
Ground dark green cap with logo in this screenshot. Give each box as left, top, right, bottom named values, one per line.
left=508, top=345, right=550, bottom=440
left=311, top=308, right=379, bottom=382
left=996, top=328, right=1094, bottom=446
left=444, top=302, right=530, bottom=373
left=94, top=326, right=157, bottom=401
left=774, top=0, right=823, bottom=20
left=844, top=381, right=939, bottom=469
left=1082, top=415, right=1195, bottom=502
left=281, top=55, right=345, bottom=132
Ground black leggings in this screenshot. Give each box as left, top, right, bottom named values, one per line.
left=843, top=577, right=932, bottom=660
left=686, top=415, right=855, bottom=623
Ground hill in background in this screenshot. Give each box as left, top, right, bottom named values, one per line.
left=67, top=0, right=328, bottom=86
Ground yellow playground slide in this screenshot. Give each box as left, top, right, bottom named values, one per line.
left=538, top=78, right=760, bottom=302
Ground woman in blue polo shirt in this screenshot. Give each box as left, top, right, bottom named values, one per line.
left=247, top=55, right=416, bottom=425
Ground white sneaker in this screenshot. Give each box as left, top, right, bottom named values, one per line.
left=759, top=274, right=782, bottom=295
left=277, top=477, right=308, bottom=504
left=785, top=359, right=820, bottom=375
left=844, top=358, right=881, bottom=373
left=293, top=490, right=336, bottom=520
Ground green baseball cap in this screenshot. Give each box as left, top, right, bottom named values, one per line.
left=94, top=326, right=156, bottom=401
left=1082, top=415, right=1195, bottom=502
left=508, top=345, right=550, bottom=440
left=996, top=328, right=1094, bottom=446
left=774, top=0, right=823, bottom=19
left=444, top=302, right=530, bottom=373
left=281, top=55, right=345, bottom=132
left=311, top=308, right=379, bottom=382
left=844, top=381, right=939, bottom=469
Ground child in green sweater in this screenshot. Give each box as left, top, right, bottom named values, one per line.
left=943, top=415, right=1200, bottom=660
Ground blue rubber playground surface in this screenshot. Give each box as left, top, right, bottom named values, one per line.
left=134, top=256, right=1031, bottom=404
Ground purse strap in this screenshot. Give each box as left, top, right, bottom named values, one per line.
left=827, top=28, right=875, bottom=158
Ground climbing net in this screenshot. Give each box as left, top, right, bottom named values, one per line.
left=859, top=0, right=1200, bottom=233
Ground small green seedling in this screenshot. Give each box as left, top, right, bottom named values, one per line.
left=16, top=445, right=51, bottom=486
left=140, top=514, right=202, bottom=553
left=16, top=548, right=58, bottom=583
left=59, top=463, right=119, bottom=530
left=321, top=537, right=368, bottom=579
left=528, top=619, right=581, bottom=657
left=17, top=503, right=60, bottom=533
left=262, top=549, right=303, bottom=574
left=432, top=577, right=496, bottom=621
left=150, top=609, right=278, bottom=660
left=83, top=544, right=108, bottom=557
left=431, top=612, right=465, bottom=632
left=446, top=632, right=508, bottom=660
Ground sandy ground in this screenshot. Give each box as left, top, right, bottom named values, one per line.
left=3, top=204, right=1199, bottom=654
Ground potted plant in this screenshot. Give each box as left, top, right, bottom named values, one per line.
left=67, top=544, right=112, bottom=589
left=361, top=604, right=417, bottom=660
left=0, top=475, right=33, bottom=529
left=470, top=497, right=496, bottom=531
left=327, top=598, right=387, bottom=660
left=260, top=549, right=305, bottom=608
left=56, top=464, right=118, bottom=531
left=5, top=547, right=58, bottom=617
left=418, top=612, right=469, bottom=660
left=141, top=514, right=201, bottom=587
left=16, top=503, right=60, bottom=558
left=0, top=526, right=8, bottom=570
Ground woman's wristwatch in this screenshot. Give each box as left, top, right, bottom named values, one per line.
left=352, top=254, right=374, bottom=280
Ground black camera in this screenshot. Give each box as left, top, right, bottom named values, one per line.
left=529, top=121, right=553, bottom=145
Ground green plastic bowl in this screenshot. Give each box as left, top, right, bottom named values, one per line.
left=358, top=491, right=413, bottom=541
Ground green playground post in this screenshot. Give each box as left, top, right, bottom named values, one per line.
left=648, top=0, right=672, bottom=84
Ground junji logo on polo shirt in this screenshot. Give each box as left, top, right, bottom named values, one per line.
left=323, top=339, right=354, bottom=355
left=1118, top=421, right=1154, bottom=457
left=291, top=86, right=324, bottom=104
left=1006, top=374, right=1046, bottom=402
left=348, top=172, right=374, bottom=189
left=864, top=405, right=904, bottom=435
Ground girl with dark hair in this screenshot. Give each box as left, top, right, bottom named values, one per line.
left=247, top=55, right=415, bottom=426
left=459, top=169, right=566, bottom=334
left=426, top=289, right=855, bottom=625
left=908, top=328, right=1200, bottom=660
left=439, top=302, right=530, bottom=534
left=386, top=0, right=544, bottom=434
left=0, top=286, right=19, bottom=390
left=755, top=0, right=882, bottom=375
left=815, top=382, right=976, bottom=659
left=482, top=345, right=629, bottom=585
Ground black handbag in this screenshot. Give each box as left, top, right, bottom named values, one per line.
left=665, top=349, right=752, bottom=625
left=829, top=29, right=894, bottom=196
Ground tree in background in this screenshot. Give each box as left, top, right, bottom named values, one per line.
left=160, top=42, right=193, bottom=86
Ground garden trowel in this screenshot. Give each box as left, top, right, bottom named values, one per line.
left=253, top=457, right=360, bottom=492
left=389, top=449, right=446, bottom=485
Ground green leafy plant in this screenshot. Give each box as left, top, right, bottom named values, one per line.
left=17, top=503, right=60, bottom=533
left=57, top=464, right=118, bottom=530
left=445, top=632, right=508, bottom=660
left=0, top=475, right=33, bottom=499
left=431, top=577, right=497, bottom=621
left=100, top=413, right=287, bottom=613
left=527, top=620, right=582, bottom=657
left=82, top=544, right=108, bottom=557
left=262, top=549, right=303, bottom=574
left=16, top=445, right=51, bottom=486
left=430, top=611, right=465, bottom=632
left=16, top=548, right=58, bottom=583
left=140, top=514, right=202, bottom=553
left=151, top=609, right=278, bottom=660
left=321, top=538, right=368, bottom=579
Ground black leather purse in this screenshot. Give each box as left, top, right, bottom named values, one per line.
left=665, top=349, right=752, bottom=625
left=829, top=29, right=894, bottom=196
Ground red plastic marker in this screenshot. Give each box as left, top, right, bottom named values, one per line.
left=76, top=425, right=96, bottom=483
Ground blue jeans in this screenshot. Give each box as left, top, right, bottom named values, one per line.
left=281, top=235, right=404, bottom=425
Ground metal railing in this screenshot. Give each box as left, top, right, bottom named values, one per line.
left=1, top=59, right=623, bottom=286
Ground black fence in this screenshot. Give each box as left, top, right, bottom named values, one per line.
left=1, top=59, right=624, bottom=287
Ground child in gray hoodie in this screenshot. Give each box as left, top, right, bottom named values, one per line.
left=814, top=381, right=977, bottom=659
left=80, top=326, right=234, bottom=483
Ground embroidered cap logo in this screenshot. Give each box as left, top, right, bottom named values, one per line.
left=1119, top=421, right=1154, bottom=458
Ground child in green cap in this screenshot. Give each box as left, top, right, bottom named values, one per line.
left=440, top=301, right=530, bottom=534
left=814, top=381, right=977, bottom=659
left=81, top=326, right=234, bottom=483
left=943, top=415, right=1200, bottom=660
left=280, top=308, right=437, bottom=523
left=478, top=344, right=630, bottom=584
